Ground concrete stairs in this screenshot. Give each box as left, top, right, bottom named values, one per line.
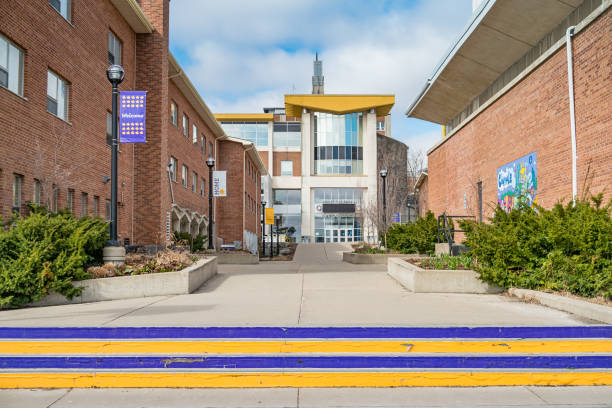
left=0, top=326, right=610, bottom=388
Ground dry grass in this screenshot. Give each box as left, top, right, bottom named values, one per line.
left=88, top=249, right=198, bottom=279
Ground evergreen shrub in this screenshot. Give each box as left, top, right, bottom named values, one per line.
left=460, top=195, right=612, bottom=300
left=385, top=211, right=444, bottom=255
left=0, top=207, right=108, bottom=308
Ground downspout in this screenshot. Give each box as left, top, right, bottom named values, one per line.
left=566, top=26, right=577, bottom=206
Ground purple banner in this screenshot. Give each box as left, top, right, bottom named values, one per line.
left=119, top=91, right=146, bottom=143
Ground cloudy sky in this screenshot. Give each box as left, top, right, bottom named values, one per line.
left=169, top=0, right=473, bottom=161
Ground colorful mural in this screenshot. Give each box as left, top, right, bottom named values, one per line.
left=497, top=152, right=537, bottom=212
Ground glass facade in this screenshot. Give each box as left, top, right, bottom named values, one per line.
left=221, top=122, right=268, bottom=146
left=313, top=188, right=363, bottom=243
left=273, top=122, right=301, bottom=147
left=313, top=112, right=363, bottom=175
left=273, top=189, right=301, bottom=242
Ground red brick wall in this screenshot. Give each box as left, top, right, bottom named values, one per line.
left=243, top=151, right=261, bottom=239
left=417, top=178, right=429, bottom=218
left=216, top=141, right=243, bottom=245
left=258, top=151, right=269, bottom=172
left=427, top=10, right=611, bottom=220
left=273, top=152, right=302, bottom=176
left=0, top=0, right=138, bottom=243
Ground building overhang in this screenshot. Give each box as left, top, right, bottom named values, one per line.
left=109, top=0, right=154, bottom=33
left=285, top=94, right=395, bottom=118
left=414, top=172, right=428, bottom=190
left=168, top=53, right=225, bottom=139
left=405, top=0, right=583, bottom=124
left=219, top=136, right=269, bottom=176
left=214, top=113, right=274, bottom=122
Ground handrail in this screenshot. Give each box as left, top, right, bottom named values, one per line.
left=437, top=214, right=475, bottom=254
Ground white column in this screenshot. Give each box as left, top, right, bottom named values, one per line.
left=300, top=110, right=312, bottom=241
left=363, top=109, right=378, bottom=243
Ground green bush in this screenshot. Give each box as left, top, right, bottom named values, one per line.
left=0, top=207, right=108, bottom=308
left=460, top=195, right=612, bottom=300
left=385, top=211, right=446, bottom=255
left=172, top=231, right=206, bottom=252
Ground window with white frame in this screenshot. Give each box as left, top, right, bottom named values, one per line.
left=376, top=120, right=385, bottom=131
left=12, top=174, right=22, bottom=208
left=169, top=157, right=177, bottom=181
left=200, top=178, right=205, bottom=197
left=170, top=101, right=177, bottom=126
left=192, top=124, right=198, bottom=144
left=108, top=31, right=122, bottom=65
left=52, top=185, right=58, bottom=213
left=67, top=189, right=74, bottom=213
left=182, top=114, right=189, bottom=137
left=105, top=199, right=111, bottom=221
left=33, top=179, right=41, bottom=205
left=280, top=160, right=292, bottom=176
left=81, top=192, right=87, bottom=216
left=49, top=0, right=71, bottom=22
left=182, top=165, right=188, bottom=187
left=201, top=136, right=205, bottom=153
left=47, top=70, right=69, bottom=120
left=93, top=196, right=99, bottom=217
left=192, top=172, right=197, bottom=193
left=0, top=34, right=24, bottom=96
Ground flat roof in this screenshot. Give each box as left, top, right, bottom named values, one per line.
left=214, top=113, right=274, bottom=122
left=406, top=0, right=582, bottom=124
left=285, top=94, right=395, bottom=118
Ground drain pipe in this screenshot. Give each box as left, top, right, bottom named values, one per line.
left=566, top=26, right=577, bottom=206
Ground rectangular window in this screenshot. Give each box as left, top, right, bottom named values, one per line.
left=93, top=196, right=99, bottom=217
left=0, top=34, right=24, bottom=96
left=192, top=172, right=197, bottom=193
left=47, top=70, right=69, bottom=120
left=81, top=192, right=87, bottom=217
left=477, top=181, right=483, bottom=222
left=182, top=165, right=188, bottom=187
left=106, top=111, right=113, bottom=146
left=169, top=157, right=177, bottom=182
left=192, top=124, right=198, bottom=144
left=220, top=122, right=269, bottom=146
left=201, top=136, right=205, bottom=154
left=273, top=122, right=301, bottom=147
left=108, top=31, right=122, bottom=65
left=280, top=160, right=292, bottom=176
left=67, top=189, right=74, bottom=213
left=182, top=114, right=189, bottom=137
left=52, top=185, right=58, bottom=213
left=200, top=178, right=205, bottom=198
left=49, top=0, right=71, bottom=22
left=209, top=142, right=213, bottom=156
left=170, top=101, right=177, bottom=126
left=33, top=179, right=41, bottom=205
left=105, top=199, right=111, bottom=221
left=12, top=174, right=22, bottom=209
left=376, top=120, right=385, bottom=131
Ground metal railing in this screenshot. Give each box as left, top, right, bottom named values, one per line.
left=437, top=214, right=475, bottom=255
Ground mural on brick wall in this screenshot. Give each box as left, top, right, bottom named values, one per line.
left=497, top=152, right=537, bottom=212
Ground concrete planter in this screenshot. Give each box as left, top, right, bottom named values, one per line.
left=387, top=257, right=502, bottom=294
left=29, top=257, right=217, bottom=307
left=215, top=252, right=259, bottom=264
left=343, top=252, right=424, bottom=265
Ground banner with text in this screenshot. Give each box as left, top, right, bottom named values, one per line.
left=119, top=91, right=147, bottom=143
left=265, top=208, right=275, bottom=225
left=213, top=171, right=227, bottom=197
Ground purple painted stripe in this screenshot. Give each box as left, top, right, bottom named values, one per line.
left=0, top=327, right=609, bottom=339
left=1, top=356, right=610, bottom=370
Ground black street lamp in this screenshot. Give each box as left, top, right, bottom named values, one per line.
left=206, top=156, right=215, bottom=250
left=106, top=64, right=125, bottom=247
left=380, top=169, right=388, bottom=228
left=261, top=200, right=266, bottom=256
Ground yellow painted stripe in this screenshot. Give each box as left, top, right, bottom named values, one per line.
left=0, top=372, right=610, bottom=388
left=2, top=340, right=611, bottom=354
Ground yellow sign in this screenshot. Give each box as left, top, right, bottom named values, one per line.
left=265, top=208, right=274, bottom=225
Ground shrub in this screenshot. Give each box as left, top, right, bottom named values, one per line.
left=0, top=207, right=108, bottom=308
left=460, top=195, right=612, bottom=300
left=385, top=211, right=446, bottom=255
left=172, top=231, right=206, bottom=252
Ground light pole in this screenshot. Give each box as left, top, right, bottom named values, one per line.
left=380, top=169, right=388, bottom=228
left=206, top=156, right=215, bottom=250
left=261, top=200, right=266, bottom=256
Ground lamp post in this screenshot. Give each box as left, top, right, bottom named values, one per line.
left=206, top=156, right=215, bottom=250
left=380, top=169, right=388, bottom=228
left=261, top=200, right=266, bottom=256
left=103, top=65, right=125, bottom=265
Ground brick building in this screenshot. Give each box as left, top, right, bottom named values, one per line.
left=0, top=0, right=265, bottom=250
left=406, top=0, right=611, bottom=219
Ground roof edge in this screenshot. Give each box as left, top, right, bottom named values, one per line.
left=109, top=0, right=154, bottom=33
left=221, top=136, right=268, bottom=175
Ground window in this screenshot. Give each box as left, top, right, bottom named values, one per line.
left=280, top=160, right=292, bottom=176
left=32, top=179, right=41, bottom=206
left=314, top=112, right=364, bottom=175
left=200, top=178, right=205, bottom=198
left=170, top=101, right=177, bottom=126
left=192, top=172, right=197, bottom=193
left=12, top=174, right=22, bottom=209
left=201, top=136, right=205, bottom=154
left=192, top=124, right=198, bottom=144
left=47, top=70, right=69, bottom=120
left=0, top=34, right=24, bottom=96
left=52, top=185, right=58, bottom=213
left=273, top=122, right=301, bottom=147
left=209, top=142, right=213, bottom=156
left=108, top=32, right=122, bottom=65
left=220, top=122, right=268, bottom=146
left=67, top=189, right=74, bottom=213
left=106, top=111, right=113, bottom=146
left=169, top=157, right=177, bottom=181
left=376, top=120, right=385, bottom=131
left=49, top=0, right=71, bottom=22
left=93, top=196, right=99, bottom=217
left=182, top=114, right=189, bottom=137
left=81, top=192, right=87, bottom=217
left=182, top=165, right=188, bottom=187
left=105, top=199, right=111, bottom=221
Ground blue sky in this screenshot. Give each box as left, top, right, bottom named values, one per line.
left=169, top=0, right=473, bottom=163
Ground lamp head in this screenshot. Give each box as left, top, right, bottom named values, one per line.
left=106, top=65, right=125, bottom=85
left=206, top=156, right=216, bottom=168
left=262, top=200, right=267, bottom=207
left=380, top=169, right=388, bottom=178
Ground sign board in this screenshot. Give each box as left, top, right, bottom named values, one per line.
left=322, top=203, right=355, bottom=213
left=392, top=213, right=401, bottom=223
left=265, top=208, right=275, bottom=225
left=119, top=91, right=146, bottom=143
left=497, top=152, right=537, bottom=212
left=213, top=171, right=226, bottom=197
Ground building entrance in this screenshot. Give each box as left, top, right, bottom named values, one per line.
left=324, top=228, right=355, bottom=243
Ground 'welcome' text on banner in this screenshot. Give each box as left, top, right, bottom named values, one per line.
left=119, top=91, right=147, bottom=143
left=213, top=171, right=226, bottom=197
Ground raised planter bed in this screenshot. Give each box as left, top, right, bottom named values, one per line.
left=28, top=257, right=217, bottom=307
left=343, top=252, right=424, bottom=265
left=387, top=257, right=502, bottom=294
